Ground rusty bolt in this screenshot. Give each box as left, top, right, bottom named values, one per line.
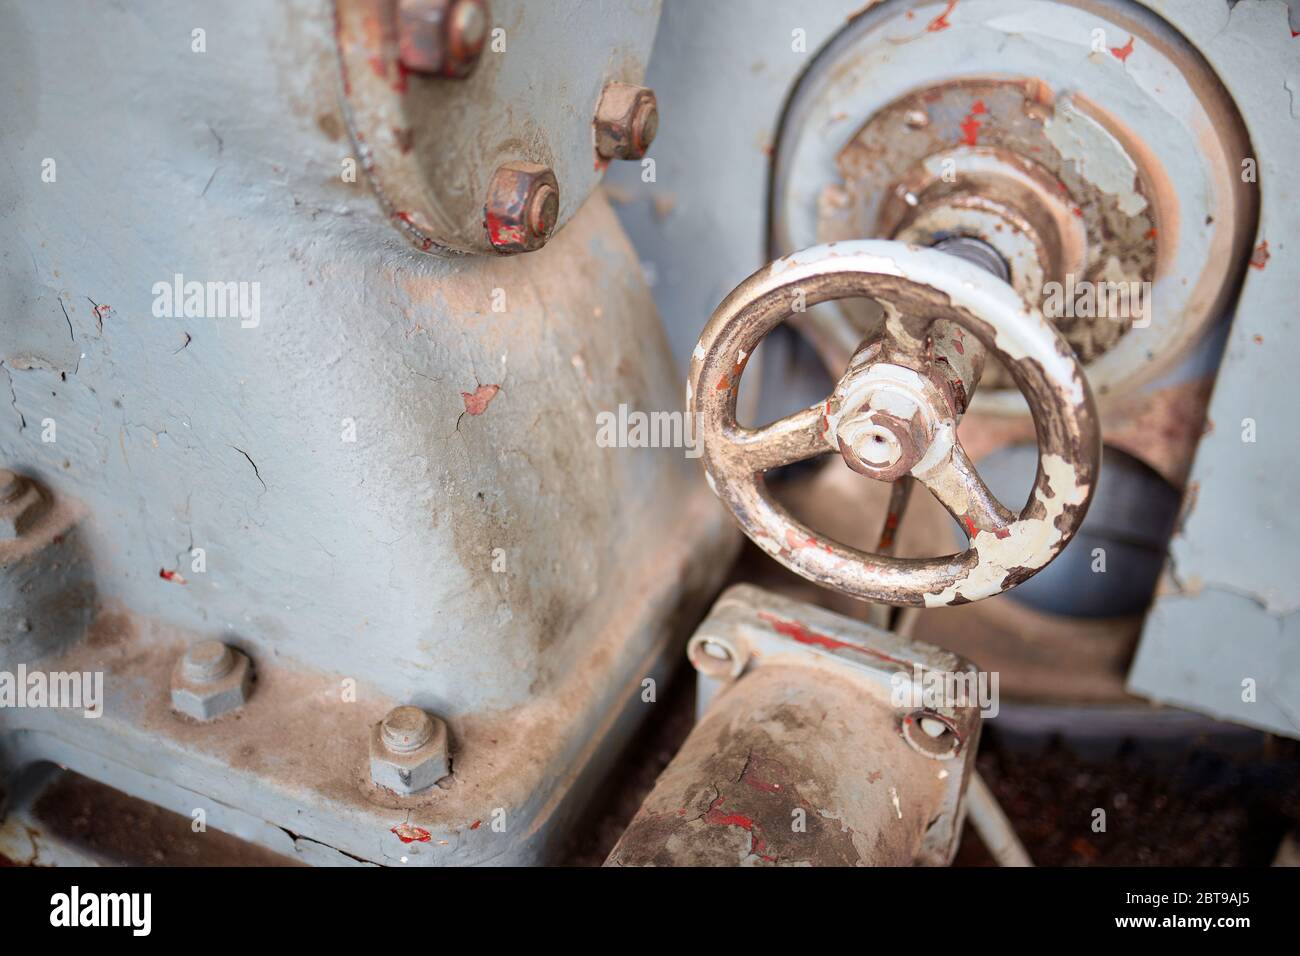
left=594, top=82, right=658, bottom=161
left=0, top=470, right=48, bottom=540
left=396, top=0, right=490, bottom=79
left=484, top=162, right=559, bottom=254
left=370, top=705, right=451, bottom=794
left=171, top=641, right=253, bottom=721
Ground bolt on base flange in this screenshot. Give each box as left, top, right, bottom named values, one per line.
left=369, top=705, right=451, bottom=794
left=170, top=641, right=253, bottom=721
left=0, top=470, right=49, bottom=540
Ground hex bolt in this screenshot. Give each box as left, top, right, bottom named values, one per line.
left=380, top=705, right=435, bottom=754
left=594, top=82, right=658, bottom=161
left=182, top=640, right=236, bottom=683
left=170, top=641, right=253, bottom=721
left=484, top=162, right=560, bottom=254
left=397, top=0, right=490, bottom=78
left=0, top=469, right=20, bottom=501
left=0, top=470, right=48, bottom=540
left=370, top=706, right=451, bottom=794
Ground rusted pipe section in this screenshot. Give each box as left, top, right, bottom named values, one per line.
left=606, top=663, right=968, bottom=866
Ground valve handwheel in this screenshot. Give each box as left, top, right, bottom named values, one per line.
left=689, top=240, right=1100, bottom=607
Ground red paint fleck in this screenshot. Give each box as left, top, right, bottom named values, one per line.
left=994, top=526, right=1011, bottom=539
left=92, top=302, right=112, bottom=323
left=485, top=209, right=526, bottom=249
left=962, top=515, right=978, bottom=537
left=470, top=819, right=482, bottom=830
left=159, top=568, right=187, bottom=585
left=1110, top=36, right=1135, bottom=63
left=970, top=99, right=987, bottom=115
left=959, top=114, right=981, bottom=146
left=702, top=795, right=775, bottom=862
left=368, top=54, right=386, bottom=79
left=461, top=384, right=500, bottom=415
left=926, top=0, right=957, bottom=32
left=390, top=823, right=432, bottom=844
left=594, top=155, right=610, bottom=173
left=1071, top=206, right=1083, bottom=218
left=1249, top=240, right=1270, bottom=270
left=1146, top=228, right=1158, bottom=240
left=715, top=374, right=731, bottom=392
left=785, top=528, right=833, bottom=553
left=758, top=611, right=912, bottom=667
left=879, top=511, right=901, bottom=550
left=759, top=611, right=850, bottom=650
left=394, top=59, right=410, bottom=94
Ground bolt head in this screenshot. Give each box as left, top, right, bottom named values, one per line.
left=0, top=476, right=47, bottom=540
left=171, top=644, right=252, bottom=721
left=370, top=709, right=451, bottom=794
left=381, top=705, right=435, bottom=753
left=484, top=162, right=560, bottom=254
left=397, top=0, right=489, bottom=78
left=0, top=469, right=20, bottom=500
left=594, top=83, right=658, bottom=161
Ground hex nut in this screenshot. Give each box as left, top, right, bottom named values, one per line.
left=170, top=641, right=253, bottom=721
left=397, top=0, right=490, bottom=78
left=594, top=82, right=658, bottom=161
left=484, top=162, right=560, bottom=254
left=0, top=471, right=48, bottom=540
left=369, top=706, right=452, bottom=795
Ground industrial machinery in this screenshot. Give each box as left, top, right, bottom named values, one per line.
left=1, top=0, right=1296, bottom=868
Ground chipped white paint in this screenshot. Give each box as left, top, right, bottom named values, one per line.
left=889, top=786, right=903, bottom=820
left=1042, top=96, right=1148, bottom=217
left=922, top=454, right=1090, bottom=607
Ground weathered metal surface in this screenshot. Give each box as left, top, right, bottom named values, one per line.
left=1127, top=0, right=1300, bottom=739
left=335, top=0, right=662, bottom=254
left=0, top=0, right=737, bottom=863
left=689, top=240, right=1099, bottom=606
left=769, top=0, right=1257, bottom=417
left=607, top=585, right=980, bottom=866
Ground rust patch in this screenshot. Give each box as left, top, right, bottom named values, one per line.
left=460, top=384, right=500, bottom=416
left=1249, top=240, right=1270, bottom=269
